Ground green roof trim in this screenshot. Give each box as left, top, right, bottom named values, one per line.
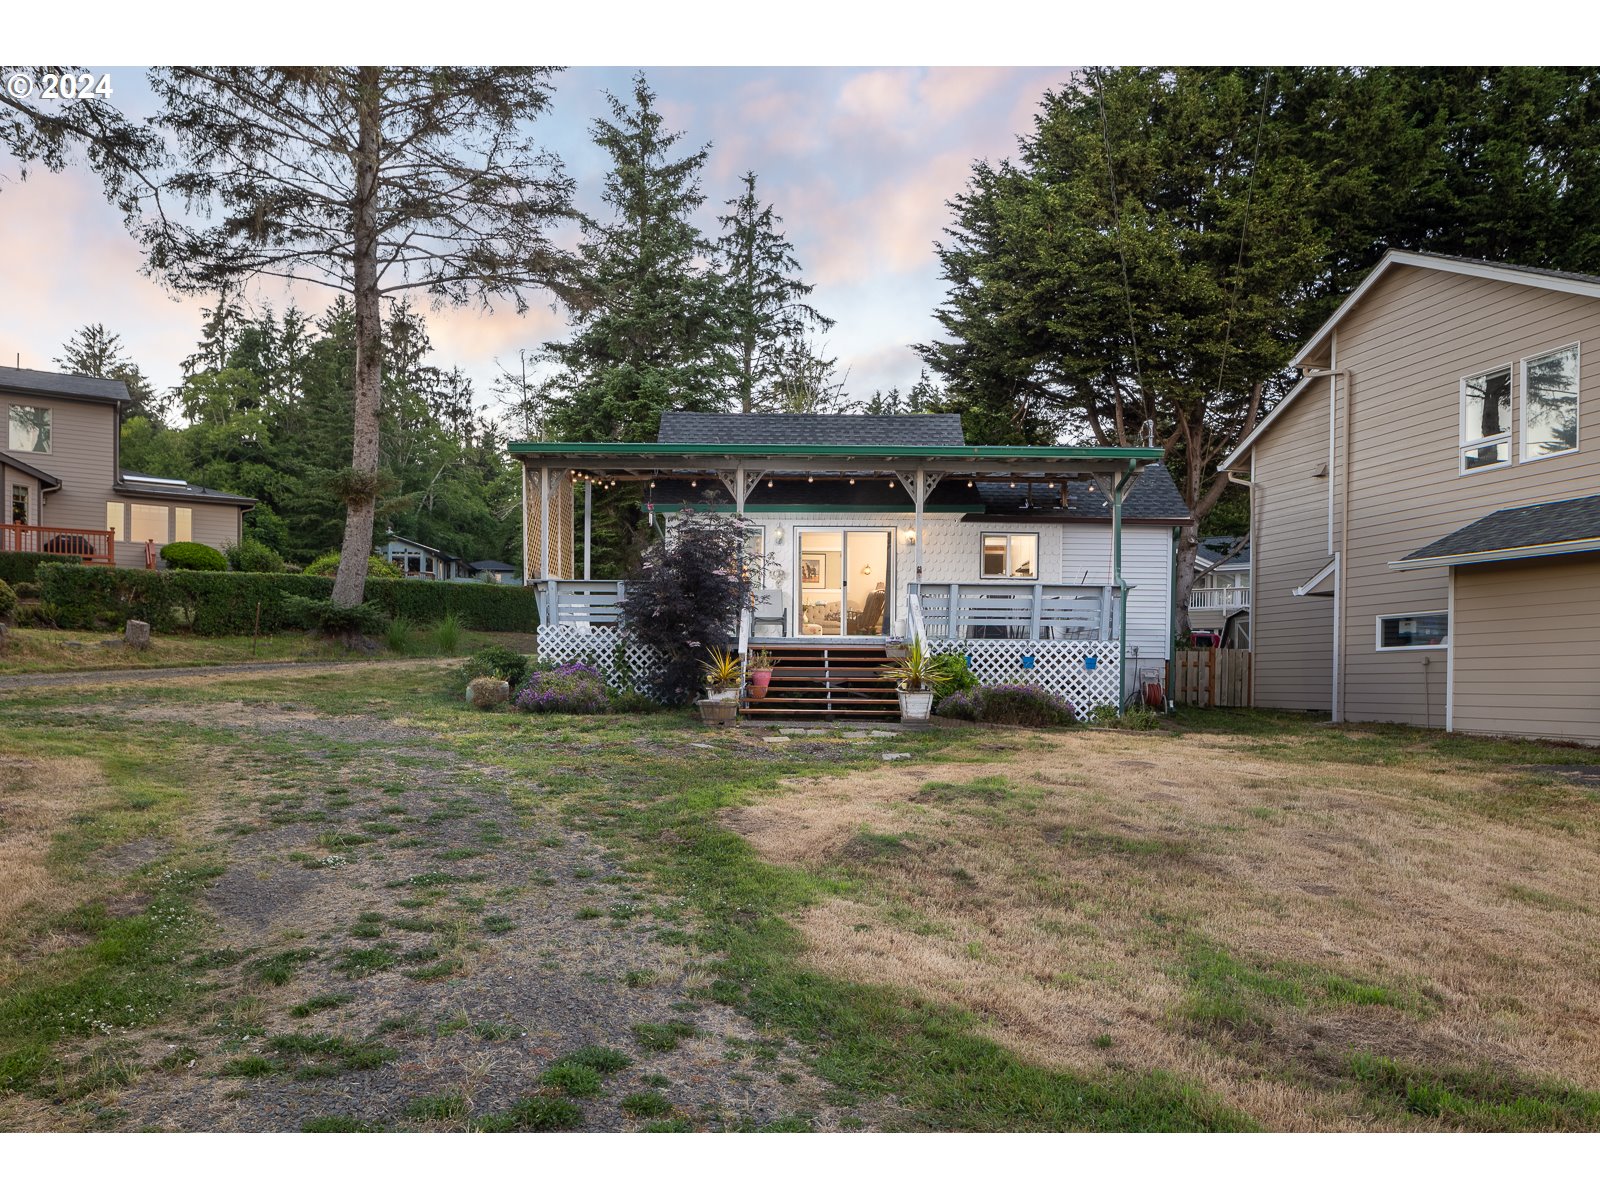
left=508, top=440, right=1162, bottom=462
left=646, top=503, right=985, bottom=514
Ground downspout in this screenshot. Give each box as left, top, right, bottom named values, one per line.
left=1168, top=523, right=1179, bottom=711
left=1112, top=468, right=1130, bottom=715
left=1300, top=337, right=1350, bottom=723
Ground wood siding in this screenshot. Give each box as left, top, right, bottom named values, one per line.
left=1334, top=265, right=1600, bottom=726
left=1250, top=385, right=1334, bottom=711
left=1452, top=554, right=1600, bottom=743
left=1251, top=262, right=1600, bottom=733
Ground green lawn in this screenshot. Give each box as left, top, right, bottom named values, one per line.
left=1, top=668, right=1596, bottom=1131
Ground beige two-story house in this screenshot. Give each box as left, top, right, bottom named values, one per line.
left=1223, top=250, right=1600, bottom=741
left=1, top=365, right=254, bottom=568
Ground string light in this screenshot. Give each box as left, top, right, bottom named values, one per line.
left=967, top=480, right=973, bottom=488
left=807, top=475, right=814, bottom=483
left=767, top=479, right=773, bottom=487
left=888, top=479, right=895, bottom=488
left=849, top=478, right=855, bottom=485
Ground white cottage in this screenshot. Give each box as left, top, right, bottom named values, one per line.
left=512, top=413, right=1190, bottom=718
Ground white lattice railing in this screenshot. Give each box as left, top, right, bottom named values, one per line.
left=916, top=582, right=1116, bottom=642
left=930, top=638, right=1121, bottom=716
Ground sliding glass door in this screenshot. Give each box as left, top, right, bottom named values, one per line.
left=795, top=529, right=891, bottom=637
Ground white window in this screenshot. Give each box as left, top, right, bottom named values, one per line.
left=128, top=504, right=168, bottom=544
left=7, top=405, right=51, bottom=454
left=106, top=502, right=124, bottom=540
left=981, top=532, right=1039, bottom=579
left=1376, top=611, right=1448, bottom=651
left=1460, top=365, right=1512, bottom=472
left=174, top=507, right=192, bottom=542
left=1522, top=343, right=1579, bottom=461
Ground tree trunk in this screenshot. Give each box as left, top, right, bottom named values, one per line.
left=1174, top=525, right=1200, bottom=640
left=332, top=67, right=383, bottom=609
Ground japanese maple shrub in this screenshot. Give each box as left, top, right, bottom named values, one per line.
left=619, top=509, right=764, bottom=704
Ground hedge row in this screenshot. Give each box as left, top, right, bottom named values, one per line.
left=35, top=564, right=539, bottom=635
left=0, top=551, right=77, bottom=585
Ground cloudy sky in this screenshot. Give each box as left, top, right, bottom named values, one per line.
left=0, top=66, right=1069, bottom=422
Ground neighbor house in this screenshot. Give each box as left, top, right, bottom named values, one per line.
left=1188, top=536, right=1251, bottom=646
left=1222, top=249, right=1600, bottom=741
left=377, top=532, right=468, bottom=581
left=511, top=413, right=1189, bottom=717
left=1, top=365, right=254, bottom=568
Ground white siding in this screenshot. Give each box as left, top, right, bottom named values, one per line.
left=1060, top=524, right=1174, bottom=666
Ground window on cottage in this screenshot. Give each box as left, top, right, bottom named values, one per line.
left=106, top=502, right=124, bottom=540
left=7, top=405, right=51, bottom=454
left=981, top=532, right=1039, bottom=579
left=128, top=504, right=167, bottom=544
left=174, top=507, right=193, bottom=542
left=1523, top=344, right=1579, bottom=460
left=1377, top=612, right=1448, bottom=650
left=1460, top=365, right=1511, bottom=471
left=12, top=484, right=29, bottom=524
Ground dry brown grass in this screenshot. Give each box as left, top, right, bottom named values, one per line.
left=0, top=754, right=113, bottom=932
left=725, top=730, right=1600, bottom=1130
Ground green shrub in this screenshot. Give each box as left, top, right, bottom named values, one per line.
left=433, top=611, right=464, bottom=654
left=160, top=541, right=229, bottom=572
left=282, top=595, right=386, bottom=640
left=936, top=683, right=1076, bottom=727
left=930, top=651, right=981, bottom=699
left=35, top=564, right=537, bottom=634
left=224, top=538, right=284, bottom=574
left=385, top=616, right=416, bottom=653
left=0, top=579, right=15, bottom=622
left=456, top=645, right=532, bottom=690
left=0, top=551, right=77, bottom=585
left=304, top=551, right=402, bottom=579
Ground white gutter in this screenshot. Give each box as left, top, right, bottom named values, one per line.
left=1388, top=536, right=1600, bottom=571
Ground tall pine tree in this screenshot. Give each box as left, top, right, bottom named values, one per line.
left=716, top=171, right=832, bottom=413
left=542, top=74, right=731, bottom=443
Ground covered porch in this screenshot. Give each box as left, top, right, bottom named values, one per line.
left=511, top=437, right=1163, bottom=712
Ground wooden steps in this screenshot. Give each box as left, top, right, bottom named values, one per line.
left=741, top=642, right=900, bottom=721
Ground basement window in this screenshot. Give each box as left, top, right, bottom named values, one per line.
left=1460, top=365, right=1512, bottom=472
left=1376, top=612, right=1448, bottom=651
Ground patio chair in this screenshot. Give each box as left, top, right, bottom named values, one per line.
left=752, top=588, right=787, bottom=637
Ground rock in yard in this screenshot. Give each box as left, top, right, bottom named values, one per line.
left=466, top=676, right=511, bottom=709
left=869, top=729, right=900, bottom=738
left=124, top=619, right=151, bottom=649
left=761, top=736, right=791, bottom=744
left=882, top=752, right=912, bottom=761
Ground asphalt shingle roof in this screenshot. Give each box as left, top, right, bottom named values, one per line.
left=0, top=365, right=130, bottom=405
left=657, top=411, right=965, bottom=446
left=1401, top=492, right=1600, bottom=562
left=1196, top=536, right=1251, bottom=569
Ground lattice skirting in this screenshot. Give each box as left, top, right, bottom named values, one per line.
left=928, top=639, right=1122, bottom=715
left=536, top=625, right=667, bottom=696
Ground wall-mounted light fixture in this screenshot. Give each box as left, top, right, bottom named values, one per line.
left=904, top=530, right=917, bottom=545
left=772, top=527, right=784, bottom=544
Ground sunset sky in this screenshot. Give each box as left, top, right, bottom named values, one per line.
left=0, top=66, right=1070, bottom=424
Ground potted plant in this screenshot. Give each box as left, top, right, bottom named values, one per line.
left=745, top=648, right=776, bottom=700
left=697, top=646, right=743, bottom=724
left=880, top=638, right=950, bottom=723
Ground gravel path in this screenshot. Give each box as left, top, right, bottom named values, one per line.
left=79, top=697, right=864, bottom=1132
left=0, top=659, right=439, bottom=691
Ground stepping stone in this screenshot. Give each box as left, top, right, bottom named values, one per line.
left=882, top=752, right=911, bottom=761
left=869, top=729, right=900, bottom=738
left=762, top=736, right=791, bottom=744
left=841, top=731, right=870, bottom=739
left=690, top=742, right=715, bottom=750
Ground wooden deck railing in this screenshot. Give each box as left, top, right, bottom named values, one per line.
left=1189, top=585, right=1250, bottom=610
left=913, top=581, right=1117, bottom=641
left=0, top=522, right=114, bottom=565
left=532, top=578, right=626, bottom=626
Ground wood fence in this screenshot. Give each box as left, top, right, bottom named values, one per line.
left=1173, top=648, right=1253, bottom=708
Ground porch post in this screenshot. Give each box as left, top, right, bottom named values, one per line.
left=1111, top=469, right=1127, bottom=715
left=735, top=465, right=746, bottom=516
left=539, top=466, right=550, bottom=580
left=583, top=481, right=592, bottom=581
left=521, top=463, right=530, bottom=587
left=913, top=468, right=926, bottom=584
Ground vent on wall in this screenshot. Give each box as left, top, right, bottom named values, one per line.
left=1313, top=462, right=1329, bottom=478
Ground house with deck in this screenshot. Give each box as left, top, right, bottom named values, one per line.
left=1222, top=249, right=1600, bottom=741
left=511, top=413, right=1189, bottom=717
left=1, top=365, right=254, bottom=568
left=1188, top=536, right=1251, bottom=646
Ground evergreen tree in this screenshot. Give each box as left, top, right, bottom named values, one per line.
left=542, top=74, right=731, bottom=443
left=757, top=336, right=849, bottom=414
left=53, top=322, right=163, bottom=422
left=716, top=171, right=832, bottom=412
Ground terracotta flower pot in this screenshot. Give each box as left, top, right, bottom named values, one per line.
left=748, top=668, right=773, bottom=699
